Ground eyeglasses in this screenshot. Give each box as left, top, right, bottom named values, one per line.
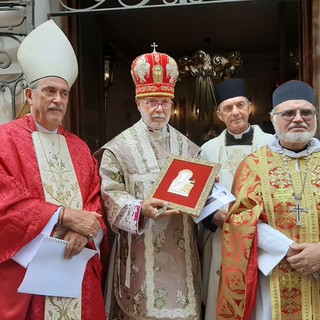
left=273, top=109, right=316, bottom=121
left=39, top=87, right=69, bottom=100
left=142, top=99, right=173, bottom=109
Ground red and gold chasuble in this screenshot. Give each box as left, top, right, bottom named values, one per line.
left=217, top=145, right=320, bottom=320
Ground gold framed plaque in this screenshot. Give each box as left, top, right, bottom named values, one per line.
left=148, top=155, right=220, bottom=217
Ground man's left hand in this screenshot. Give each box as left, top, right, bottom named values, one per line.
left=63, top=230, right=89, bottom=259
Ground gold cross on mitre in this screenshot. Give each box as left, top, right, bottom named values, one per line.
left=151, top=42, right=158, bottom=52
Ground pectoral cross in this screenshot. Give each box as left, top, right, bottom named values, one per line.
left=290, top=195, right=307, bottom=226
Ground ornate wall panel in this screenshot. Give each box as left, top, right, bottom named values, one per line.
left=0, top=0, right=34, bottom=122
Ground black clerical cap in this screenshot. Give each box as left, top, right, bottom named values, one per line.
left=216, top=78, right=248, bottom=105
left=272, top=80, right=316, bottom=108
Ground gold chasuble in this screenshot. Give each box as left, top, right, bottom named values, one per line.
left=32, top=132, right=83, bottom=320
left=218, top=145, right=320, bottom=320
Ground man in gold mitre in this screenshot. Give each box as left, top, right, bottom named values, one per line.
left=217, top=80, right=320, bottom=320
left=0, top=19, right=108, bottom=320
left=94, top=45, right=202, bottom=319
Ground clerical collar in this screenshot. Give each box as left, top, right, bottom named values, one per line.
left=35, top=122, right=58, bottom=134
left=227, top=125, right=251, bottom=139
left=226, top=126, right=253, bottom=146
left=282, top=145, right=308, bottom=153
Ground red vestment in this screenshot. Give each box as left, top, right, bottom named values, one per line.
left=217, top=146, right=320, bottom=319
left=0, top=115, right=108, bottom=320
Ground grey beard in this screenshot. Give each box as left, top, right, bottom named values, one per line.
left=273, top=116, right=317, bottom=144
left=277, top=130, right=315, bottom=144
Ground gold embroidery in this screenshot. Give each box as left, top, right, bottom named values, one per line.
left=261, top=149, right=320, bottom=320
left=273, top=186, right=293, bottom=204
left=281, top=270, right=300, bottom=289
left=32, top=132, right=83, bottom=319
left=281, top=149, right=311, bottom=225
left=37, top=133, right=81, bottom=208
left=224, top=147, right=248, bottom=175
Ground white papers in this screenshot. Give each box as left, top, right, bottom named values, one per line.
left=257, top=221, right=294, bottom=276
left=12, top=209, right=60, bottom=268
left=193, top=183, right=235, bottom=223
left=18, top=236, right=96, bottom=298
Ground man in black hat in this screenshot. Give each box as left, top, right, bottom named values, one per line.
left=199, top=78, right=271, bottom=319
left=217, top=80, right=320, bottom=319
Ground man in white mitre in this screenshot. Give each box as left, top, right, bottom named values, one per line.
left=0, top=20, right=108, bottom=320
left=199, top=78, right=272, bottom=319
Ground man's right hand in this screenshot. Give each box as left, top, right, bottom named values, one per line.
left=286, top=245, right=301, bottom=258
left=141, top=198, right=179, bottom=219
left=62, top=208, right=102, bottom=239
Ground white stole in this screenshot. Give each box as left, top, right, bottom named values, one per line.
left=32, top=132, right=83, bottom=320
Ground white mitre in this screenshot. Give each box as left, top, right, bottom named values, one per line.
left=17, top=19, right=78, bottom=88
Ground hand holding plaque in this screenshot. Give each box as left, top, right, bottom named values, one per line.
left=148, top=155, right=221, bottom=217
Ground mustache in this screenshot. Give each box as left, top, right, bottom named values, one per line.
left=48, top=105, right=64, bottom=112
left=288, top=123, right=308, bottom=129
left=151, top=114, right=166, bottom=119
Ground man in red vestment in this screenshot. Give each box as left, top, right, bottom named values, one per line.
left=217, top=80, right=320, bottom=319
left=0, top=20, right=108, bottom=320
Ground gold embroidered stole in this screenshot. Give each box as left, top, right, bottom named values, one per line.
left=32, top=132, right=83, bottom=320
left=259, top=147, right=320, bottom=320
left=223, top=145, right=252, bottom=174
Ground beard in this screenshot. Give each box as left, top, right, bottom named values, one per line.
left=273, top=117, right=317, bottom=144
left=278, top=131, right=315, bottom=143
left=140, top=110, right=168, bottom=130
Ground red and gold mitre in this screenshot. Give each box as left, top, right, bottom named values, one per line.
left=131, top=49, right=179, bottom=98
